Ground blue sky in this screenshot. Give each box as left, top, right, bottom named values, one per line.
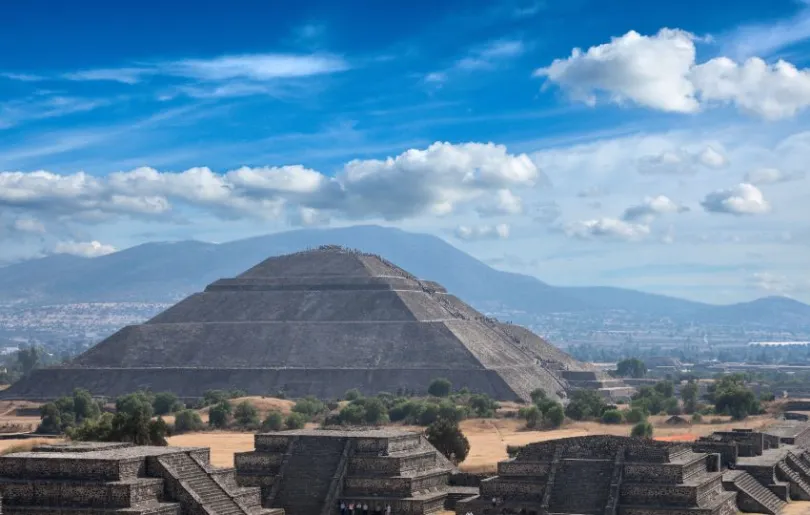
left=2, top=0, right=810, bottom=304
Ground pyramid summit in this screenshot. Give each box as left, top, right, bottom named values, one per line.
left=4, top=245, right=602, bottom=401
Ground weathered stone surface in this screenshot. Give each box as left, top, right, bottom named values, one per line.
left=236, top=428, right=454, bottom=515
left=3, top=246, right=596, bottom=402
left=455, top=435, right=737, bottom=515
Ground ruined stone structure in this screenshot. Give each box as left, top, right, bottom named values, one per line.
left=560, top=371, right=635, bottom=401
left=455, top=435, right=736, bottom=515
left=0, top=441, right=282, bottom=515
left=234, top=428, right=454, bottom=515
left=692, top=426, right=810, bottom=514
left=3, top=246, right=601, bottom=402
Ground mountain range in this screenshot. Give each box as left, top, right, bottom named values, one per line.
left=1, top=225, right=808, bottom=331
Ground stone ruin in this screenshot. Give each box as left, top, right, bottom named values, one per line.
left=0, top=428, right=460, bottom=515
left=0, top=441, right=282, bottom=515
left=691, top=424, right=810, bottom=514
left=560, top=371, right=635, bottom=402
left=3, top=246, right=611, bottom=403
left=234, top=428, right=456, bottom=515
left=455, top=435, right=736, bottom=515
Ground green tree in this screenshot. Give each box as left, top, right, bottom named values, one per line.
left=530, top=388, right=547, bottom=404
left=624, top=408, right=647, bottom=424
left=208, top=402, right=232, bottom=429
left=16, top=346, right=41, bottom=376
left=262, top=411, right=284, bottom=431
left=544, top=404, right=565, bottom=428
left=285, top=412, right=308, bottom=429
left=111, top=392, right=158, bottom=445
left=234, top=401, right=259, bottom=427
left=37, top=403, right=63, bottom=434
left=344, top=388, right=362, bottom=401
left=523, top=405, right=542, bottom=429
left=654, top=381, right=675, bottom=399
left=565, top=390, right=607, bottom=420
left=148, top=417, right=170, bottom=446
left=601, top=409, right=624, bottom=424
left=468, top=394, right=499, bottom=418
left=174, top=410, right=204, bottom=433
left=69, top=412, right=114, bottom=441
left=203, top=390, right=229, bottom=407
left=292, top=397, right=325, bottom=418
left=711, top=374, right=759, bottom=420
left=428, top=378, right=452, bottom=398
left=616, top=358, right=647, bottom=378
left=426, top=419, right=470, bottom=464
left=681, top=381, right=699, bottom=414
left=153, top=392, right=183, bottom=416
left=631, top=421, right=654, bottom=438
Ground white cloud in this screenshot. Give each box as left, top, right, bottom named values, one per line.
left=536, top=28, right=810, bottom=119
left=744, top=167, right=805, bottom=185
left=165, top=54, right=349, bottom=81
left=456, top=40, right=525, bottom=71
left=752, top=272, right=810, bottom=296
left=622, top=195, right=688, bottom=222
left=454, top=223, right=510, bottom=240
left=564, top=218, right=650, bottom=241
left=53, top=240, right=116, bottom=257
left=701, top=183, right=771, bottom=215
left=535, top=29, right=700, bottom=113
left=0, top=142, right=541, bottom=224
left=12, top=217, right=45, bottom=234
left=691, top=57, right=810, bottom=120
left=697, top=146, right=728, bottom=169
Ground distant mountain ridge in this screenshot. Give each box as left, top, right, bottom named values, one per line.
left=0, top=225, right=808, bottom=330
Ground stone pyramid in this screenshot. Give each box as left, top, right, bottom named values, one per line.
left=4, top=245, right=591, bottom=401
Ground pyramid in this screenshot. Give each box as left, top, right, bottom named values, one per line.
left=3, top=245, right=593, bottom=401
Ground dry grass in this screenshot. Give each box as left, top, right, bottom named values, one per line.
left=0, top=438, right=62, bottom=455
left=163, top=414, right=778, bottom=471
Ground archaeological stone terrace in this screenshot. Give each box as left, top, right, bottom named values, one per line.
left=234, top=428, right=456, bottom=514
left=0, top=441, right=283, bottom=515
left=2, top=245, right=616, bottom=402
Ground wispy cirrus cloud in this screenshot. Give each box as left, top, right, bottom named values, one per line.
left=424, top=38, right=526, bottom=84
left=718, top=3, right=810, bottom=61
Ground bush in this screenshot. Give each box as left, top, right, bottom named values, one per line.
left=152, top=392, right=182, bottom=416
left=544, top=404, right=565, bottom=428
left=691, top=413, right=703, bottom=424
left=530, top=388, right=547, bottom=404
left=565, top=390, right=607, bottom=421
left=344, top=389, right=362, bottom=401
left=523, top=405, right=542, bottom=428
left=208, top=403, right=231, bottom=429
left=426, top=419, right=469, bottom=463
left=234, top=401, right=260, bottom=427
left=631, top=421, right=654, bottom=439
left=468, top=394, right=499, bottom=418
left=292, top=397, right=325, bottom=418
left=285, top=412, right=308, bottom=430
left=262, top=411, right=284, bottom=431
left=203, top=390, right=230, bottom=407
left=601, top=409, right=624, bottom=425
left=624, top=408, right=647, bottom=424
left=174, top=409, right=204, bottom=433
left=428, top=378, right=452, bottom=398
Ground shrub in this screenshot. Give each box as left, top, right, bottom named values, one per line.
left=208, top=403, right=231, bottom=429
left=344, top=389, right=362, bottom=401
left=565, top=390, right=607, bottom=421
left=468, top=394, right=499, bottom=418
left=285, top=412, right=308, bottom=430
left=530, top=388, right=547, bottom=404
left=262, top=411, right=284, bottom=431
left=624, top=408, right=647, bottom=424
left=631, top=421, right=654, bottom=439
left=544, top=404, right=565, bottom=428
left=234, top=401, right=260, bottom=427
left=203, top=390, right=229, bottom=407
left=691, top=413, right=703, bottom=424
left=523, top=405, right=542, bottom=429
left=428, top=378, right=452, bottom=398
left=601, top=409, right=624, bottom=425
left=418, top=403, right=441, bottom=426
left=292, top=397, right=325, bottom=418
left=426, top=419, right=469, bottom=463
left=174, top=409, right=204, bottom=433
left=153, top=392, right=183, bottom=416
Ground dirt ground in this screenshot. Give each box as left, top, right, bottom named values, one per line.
left=168, top=413, right=778, bottom=470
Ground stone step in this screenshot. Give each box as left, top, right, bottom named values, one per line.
left=3, top=502, right=181, bottom=515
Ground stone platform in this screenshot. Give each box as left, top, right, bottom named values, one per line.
left=235, top=428, right=455, bottom=515
left=0, top=442, right=282, bottom=515
left=455, top=435, right=736, bottom=515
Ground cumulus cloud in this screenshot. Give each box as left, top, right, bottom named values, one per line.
left=454, top=223, right=510, bottom=241
left=701, top=183, right=771, bottom=215
left=622, top=195, right=688, bottom=223
left=744, top=167, right=805, bottom=185
left=638, top=146, right=729, bottom=175
left=0, top=142, right=542, bottom=225
left=53, top=240, right=116, bottom=257
left=564, top=218, right=650, bottom=241
left=536, top=28, right=810, bottom=119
